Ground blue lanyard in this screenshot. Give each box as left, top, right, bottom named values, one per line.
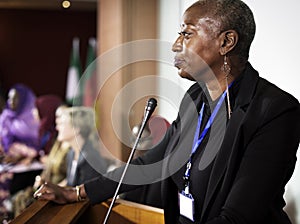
left=184, top=85, right=232, bottom=181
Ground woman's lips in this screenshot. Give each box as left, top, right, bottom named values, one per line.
left=174, top=58, right=185, bottom=68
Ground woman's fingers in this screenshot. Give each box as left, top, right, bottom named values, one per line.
left=33, top=182, right=69, bottom=204
left=36, top=191, right=56, bottom=201
left=34, top=182, right=51, bottom=198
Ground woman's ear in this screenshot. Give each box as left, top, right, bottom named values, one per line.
left=219, top=30, right=239, bottom=55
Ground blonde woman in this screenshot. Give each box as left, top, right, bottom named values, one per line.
left=56, top=107, right=108, bottom=187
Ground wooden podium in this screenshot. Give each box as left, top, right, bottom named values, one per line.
left=10, top=199, right=164, bottom=224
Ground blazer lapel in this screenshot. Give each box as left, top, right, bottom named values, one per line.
left=201, top=63, right=260, bottom=219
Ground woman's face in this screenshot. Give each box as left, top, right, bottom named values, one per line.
left=55, top=112, right=76, bottom=142
left=172, top=5, right=222, bottom=81
left=7, top=88, right=19, bottom=111
left=32, top=107, right=40, bottom=122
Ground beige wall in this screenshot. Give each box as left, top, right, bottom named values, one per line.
left=96, top=0, right=158, bottom=161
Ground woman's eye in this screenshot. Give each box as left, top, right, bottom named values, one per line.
left=178, top=31, right=192, bottom=38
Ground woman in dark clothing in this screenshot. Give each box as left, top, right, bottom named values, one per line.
left=35, top=1, right=300, bottom=223
left=55, top=106, right=108, bottom=187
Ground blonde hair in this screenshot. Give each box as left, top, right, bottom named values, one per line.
left=63, top=106, right=99, bottom=147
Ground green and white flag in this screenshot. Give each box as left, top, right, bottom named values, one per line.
left=82, top=37, right=97, bottom=107
left=65, top=37, right=82, bottom=106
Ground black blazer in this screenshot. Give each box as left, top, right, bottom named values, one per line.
left=85, top=63, right=300, bottom=224
left=66, top=140, right=108, bottom=187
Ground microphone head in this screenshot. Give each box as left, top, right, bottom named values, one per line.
left=146, top=98, right=157, bottom=112
left=143, top=98, right=157, bottom=122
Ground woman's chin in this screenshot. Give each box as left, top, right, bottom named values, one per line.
left=178, top=69, right=195, bottom=81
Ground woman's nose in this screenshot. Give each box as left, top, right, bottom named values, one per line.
left=172, top=36, right=183, bottom=52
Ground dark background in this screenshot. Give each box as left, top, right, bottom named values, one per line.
left=0, top=7, right=96, bottom=101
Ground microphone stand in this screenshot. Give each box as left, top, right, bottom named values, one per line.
left=102, top=98, right=157, bottom=224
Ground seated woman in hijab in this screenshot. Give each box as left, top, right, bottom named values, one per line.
left=0, top=83, right=39, bottom=221
left=33, top=94, right=63, bottom=158
left=0, top=83, right=40, bottom=164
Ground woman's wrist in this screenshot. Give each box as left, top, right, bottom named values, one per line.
left=79, top=184, right=87, bottom=199
left=63, top=186, right=79, bottom=203
left=68, top=185, right=86, bottom=202
left=75, top=185, right=84, bottom=201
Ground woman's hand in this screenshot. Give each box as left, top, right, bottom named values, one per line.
left=9, top=142, right=38, bottom=158
left=33, top=175, right=44, bottom=191
left=33, top=182, right=78, bottom=204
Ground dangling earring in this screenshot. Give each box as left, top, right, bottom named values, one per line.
left=221, top=55, right=232, bottom=119
left=221, top=54, right=231, bottom=76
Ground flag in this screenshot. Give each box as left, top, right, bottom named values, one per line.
left=82, top=37, right=98, bottom=107
left=65, top=37, right=82, bottom=106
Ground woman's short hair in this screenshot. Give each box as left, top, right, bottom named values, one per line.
left=189, top=0, right=256, bottom=60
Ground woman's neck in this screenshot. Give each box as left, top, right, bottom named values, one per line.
left=205, top=75, right=234, bottom=101
left=205, top=57, right=246, bottom=100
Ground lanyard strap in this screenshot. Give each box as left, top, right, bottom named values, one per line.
left=184, top=84, right=232, bottom=181
left=191, top=90, right=228, bottom=155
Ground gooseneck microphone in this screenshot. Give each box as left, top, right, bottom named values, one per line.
left=102, top=98, right=157, bottom=224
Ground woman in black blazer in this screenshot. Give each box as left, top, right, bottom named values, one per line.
left=35, top=0, right=300, bottom=223
left=55, top=106, right=108, bottom=187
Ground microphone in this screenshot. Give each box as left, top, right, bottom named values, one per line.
left=142, top=97, right=157, bottom=126
left=102, top=98, right=157, bottom=224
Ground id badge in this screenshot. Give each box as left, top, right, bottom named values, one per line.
left=179, top=191, right=195, bottom=221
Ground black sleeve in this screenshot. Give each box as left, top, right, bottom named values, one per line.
left=84, top=120, right=177, bottom=204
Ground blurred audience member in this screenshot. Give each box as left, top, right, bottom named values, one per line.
left=0, top=83, right=39, bottom=221
left=0, top=83, right=39, bottom=164
left=36, top=105, right=69, bottom=186
left=12, top=105, right=70, bottom=218
left=34, top=95, right=63, bottom=156
left=56, top=106, right=109, bottom=187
